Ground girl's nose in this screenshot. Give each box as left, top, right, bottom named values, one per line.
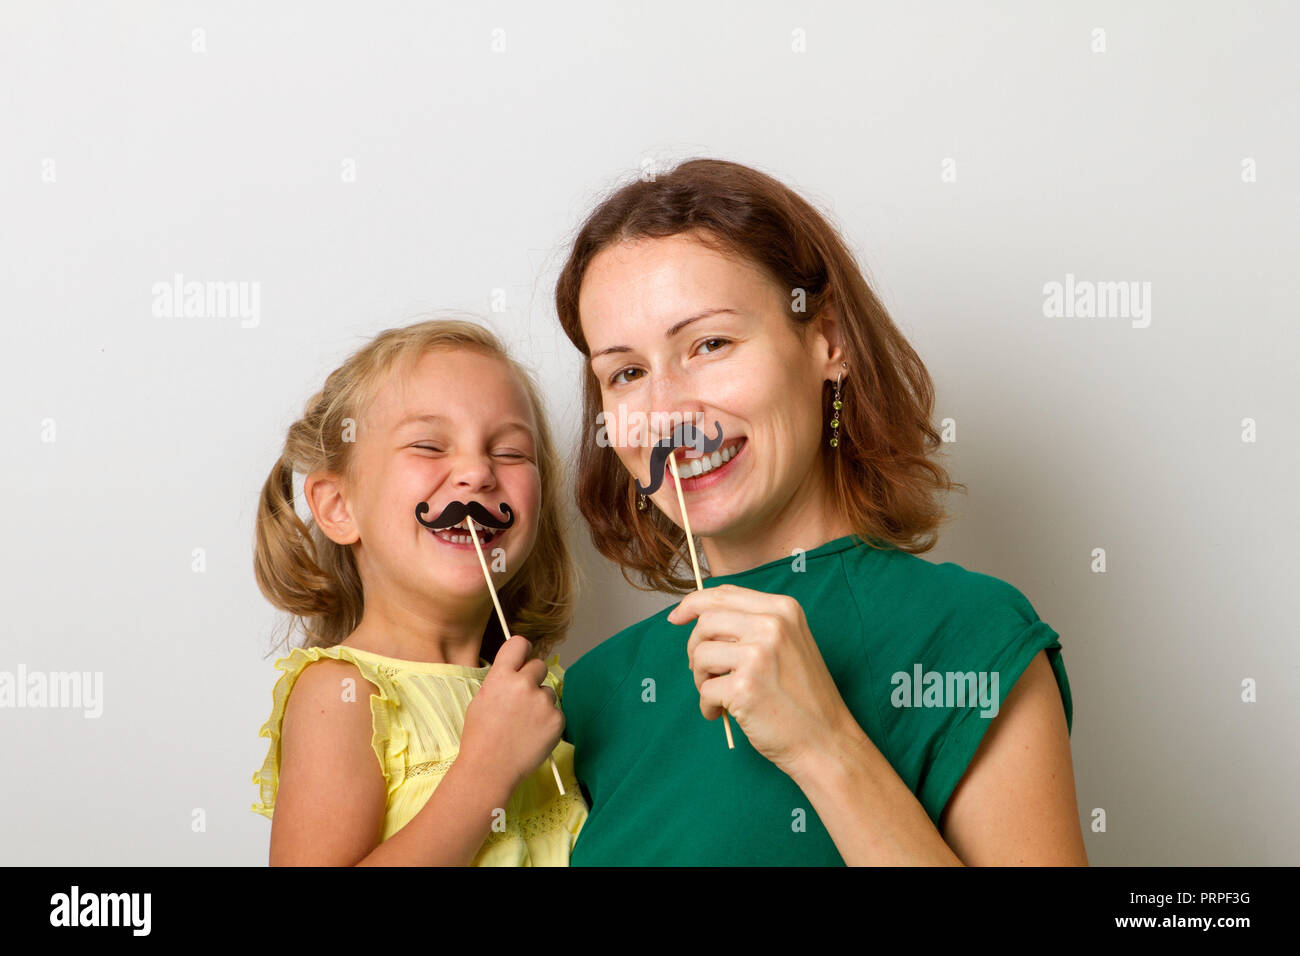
left=450, top=454, right=497, bottom=491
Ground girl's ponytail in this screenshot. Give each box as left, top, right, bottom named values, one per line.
left=253, top=398, right=364, bottom=654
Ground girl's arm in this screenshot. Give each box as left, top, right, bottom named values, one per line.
left=356, top=749, right=517, bottom=867
left=269, top=658, right=515, bottom=867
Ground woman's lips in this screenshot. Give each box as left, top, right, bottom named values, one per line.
left=673, top=437, right=746, bottom=492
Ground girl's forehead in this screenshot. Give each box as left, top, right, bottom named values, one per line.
left=368, top=353, right=535, bottom=432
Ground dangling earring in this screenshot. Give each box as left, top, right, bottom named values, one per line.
left=638, top=492, right=647, bottom=511
left=829, top=361, right=846, bottom=448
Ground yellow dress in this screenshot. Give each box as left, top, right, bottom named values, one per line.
left=251, top=644, right=588, bottom=865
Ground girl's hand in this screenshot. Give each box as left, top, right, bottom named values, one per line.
left=459, top=635, right=564, bottom=793
left=668, top=583, right=857, bottom=779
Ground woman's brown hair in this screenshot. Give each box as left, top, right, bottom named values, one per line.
left=253, top=317, right=574, bottom=662
left=554, top=158, right=965, bottom=593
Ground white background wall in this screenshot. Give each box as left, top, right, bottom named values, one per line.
left=2, top=1, right=1295, bottom=865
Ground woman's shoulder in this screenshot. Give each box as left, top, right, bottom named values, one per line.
left=560, top=605, right=673, bottom=731
left=840, top=540, right=1043, bottom=633
left=834, top=543, right=1062, bottom=696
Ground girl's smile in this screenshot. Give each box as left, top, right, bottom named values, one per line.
left=425, top=518, right=505, bottom=549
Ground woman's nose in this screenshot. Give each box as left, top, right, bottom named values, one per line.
left=647, top=366, right=696, bottom=426
left=648, top=368, right=700, bottom=436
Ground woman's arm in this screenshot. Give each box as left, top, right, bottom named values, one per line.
left=939, top=650, right=1088, bottom=864
left=787, top=650, right=1088, bottom=866
left=269, top=659, right=515, bottom=866
left=674, top=586, right=1088, bottom=866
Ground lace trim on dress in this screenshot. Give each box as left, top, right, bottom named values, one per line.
left=482, top=787, right=587, bottom=843
left=404, top=755, right=458, bottom=779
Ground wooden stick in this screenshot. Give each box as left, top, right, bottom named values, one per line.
left=667, top=454, right=736, bottom=749
left=466, top=518, right=567, bottom=796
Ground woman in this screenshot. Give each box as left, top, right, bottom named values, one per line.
left=554, top=158, right=1087, bottom=865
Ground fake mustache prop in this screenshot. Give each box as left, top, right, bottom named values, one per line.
left=413, top=495, right=566, bottom=795
left=635, top=419, right=725, bottom=497
left=415, top=499, right=516, bottom=532
left=632, top=418, right=737, bottom=750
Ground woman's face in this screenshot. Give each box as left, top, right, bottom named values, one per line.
left=312, top=348, right=542, bottom=611
left=579, top=232, right=841, bottom=550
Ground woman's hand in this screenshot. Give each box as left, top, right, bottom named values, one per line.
left=667, top=583, right=858, bottom=779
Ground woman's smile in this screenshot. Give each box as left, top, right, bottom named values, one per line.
left=671, top=436, right=746, bottom=491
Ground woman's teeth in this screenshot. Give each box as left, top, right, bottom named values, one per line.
left=677, top=439, right=744, bottom=479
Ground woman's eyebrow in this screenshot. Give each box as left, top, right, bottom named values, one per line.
left=589, top=308, right=739, bottom=363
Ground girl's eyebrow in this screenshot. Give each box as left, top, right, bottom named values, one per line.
left=494, top=420, right=535, bottom=440
left=392, top=412, right=448, bottom=433
left=392, top=413, right=534, bottom=438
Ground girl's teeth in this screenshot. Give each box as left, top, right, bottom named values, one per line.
left=433, top=526, right=493, bottom=545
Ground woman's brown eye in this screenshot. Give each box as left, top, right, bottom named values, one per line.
left=611, top=367, right=642, bottom=386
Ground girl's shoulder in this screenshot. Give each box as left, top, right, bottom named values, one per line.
left=267, top=644, right=399, bottom=696
left=250, top=645, right=406, bottom=821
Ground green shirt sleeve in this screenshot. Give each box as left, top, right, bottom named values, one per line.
left=916, top=617, right=1072, bottom=826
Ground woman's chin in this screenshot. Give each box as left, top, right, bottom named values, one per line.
left=678, top=507, right=741, bottom=541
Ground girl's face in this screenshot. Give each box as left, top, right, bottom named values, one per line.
left=330, top=348, right=542, bottom=610
left=578, top=231, right=841, bottom=550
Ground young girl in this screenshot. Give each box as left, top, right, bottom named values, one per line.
left=249, top=318, right=587, bottom=865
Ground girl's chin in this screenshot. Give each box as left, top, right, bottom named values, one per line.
left=420, top=577, right=507, bottom=608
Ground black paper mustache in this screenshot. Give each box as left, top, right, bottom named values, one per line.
left=635, top=420, right=724, bottom=497
left=415, top=499, right=516, bottom=532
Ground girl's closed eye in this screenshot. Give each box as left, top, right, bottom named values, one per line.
left=412, top=445, right=530, bottom=459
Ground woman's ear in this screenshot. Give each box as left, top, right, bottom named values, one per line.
left=812, top=304, right=845, bottom=378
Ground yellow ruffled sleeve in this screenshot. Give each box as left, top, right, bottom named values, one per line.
left=545, top=653, right=565, bottom=701
left=250, top=645, right=406, bottom=820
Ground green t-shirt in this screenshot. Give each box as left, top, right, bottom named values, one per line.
left=561, top=533, right=1072, bottom=865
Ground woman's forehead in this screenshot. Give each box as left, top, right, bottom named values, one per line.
left=580, top=238, right=777, bottom=342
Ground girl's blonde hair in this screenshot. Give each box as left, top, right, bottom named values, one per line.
left=253, top=317, right=574, bottom=663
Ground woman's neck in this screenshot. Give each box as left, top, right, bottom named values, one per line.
left=699, top=482, right=854, bottom=578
